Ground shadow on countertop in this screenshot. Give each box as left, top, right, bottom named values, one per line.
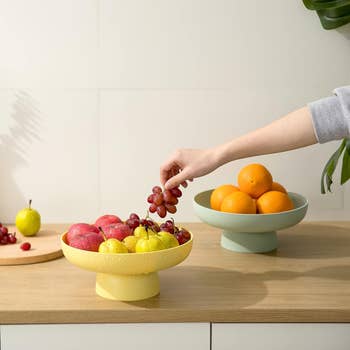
left=267, top=223, right=350, bottom=259
left=125, top=266, right=268, bottom=309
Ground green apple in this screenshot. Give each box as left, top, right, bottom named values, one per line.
left=135, top=235, right=165, bottom=253
left=98, top=238, right=128, bottom=253
left=15, top=199, right=41, bottom=236
left=134, top=225, right=156, bottom=238
left=157, top=231, right=179, bottom=249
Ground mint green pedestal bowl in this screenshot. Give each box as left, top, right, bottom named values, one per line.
left=193, top=190, right=308, bottom=253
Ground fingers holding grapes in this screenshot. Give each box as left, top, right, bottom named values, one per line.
left=160, top=148, right=218, bottom=190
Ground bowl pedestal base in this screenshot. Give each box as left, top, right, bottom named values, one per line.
left=221, top=230, right=278, bottom=253
left=96, top=272, right=160, bottom=301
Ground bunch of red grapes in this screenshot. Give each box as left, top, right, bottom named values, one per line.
left=125, top=213, right=160, bottom=233
left=0, top=223, right=17, bottom=245
left=147, top=186, right=182, bottom=218
left=125, top=214, right=191, bottom=246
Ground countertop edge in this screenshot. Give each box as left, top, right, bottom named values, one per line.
left=3, top=309, right=350, bottom=324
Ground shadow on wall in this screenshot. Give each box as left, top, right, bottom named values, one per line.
left=336, top=23, right=350, bottom=40
left=0, top=90, right=41, bottom=223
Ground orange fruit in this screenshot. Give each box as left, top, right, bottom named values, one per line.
left=210, top=184, right=239, bottom=211
left=252, top=199, right=258, bottom=213
left=256, top=191, right=294, bottom=214
left=238, top=163, right=273, bottom=198
left=271, top=182, right=287, bottom=194
left=220, top=191, right=256, bottom=214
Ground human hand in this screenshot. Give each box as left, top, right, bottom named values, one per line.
left=160, top=148, right=221, bottom=190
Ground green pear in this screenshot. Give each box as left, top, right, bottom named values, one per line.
left=157, top=231, right=179, bottom=249
left=135, top=235, right=165, bottom=253
left=15, top=199, right=41, bottom=236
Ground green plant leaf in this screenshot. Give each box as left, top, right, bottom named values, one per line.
left=321, top=154, right=333, bottom=194
left=321, top=139, right=346, bottom=194
left=341, top=139, right=350, bottom=185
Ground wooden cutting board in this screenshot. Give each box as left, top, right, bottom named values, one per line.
left=0, top=224, right=67, bottom=265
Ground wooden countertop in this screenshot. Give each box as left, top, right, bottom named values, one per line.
left=1, top=222, right=350, bottom=324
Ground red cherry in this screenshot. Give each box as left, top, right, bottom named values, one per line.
left=20, top=242, right=31, bottom=251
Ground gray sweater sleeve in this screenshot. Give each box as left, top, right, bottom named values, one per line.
left=308, top=86, right=350, bottom=143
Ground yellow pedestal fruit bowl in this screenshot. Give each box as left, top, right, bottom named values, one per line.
left=61, top=232, right=193, bottom=301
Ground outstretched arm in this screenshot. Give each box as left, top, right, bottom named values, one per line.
left=160, top=107, right=316, bottom=190
left=160, top=85, right=350, bottom=190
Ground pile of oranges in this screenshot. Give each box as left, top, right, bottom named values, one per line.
left=210, top=163, right=294, bottom=214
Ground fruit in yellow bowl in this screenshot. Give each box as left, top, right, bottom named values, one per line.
left=66, top=223, right=100, bottom=244
left=135, top=234, right=165, bottom=252
left=61, top=212, right=193, bottom=300
left=15, top=199, right=41, bottom=236
left=134, top=225, right=156, bottom=238
left=103, top=223, right=132, bottom=241
left=94, top=214, right=122, bottom=230
left=157, top=231, right=179, bottom=249
left=69, top=232, right=104, bottom=252
left=98, top=238, right=128, bottom=254
left=123, top=235, right=139, bottom=253
left=61, top=228, right=193, bottom=301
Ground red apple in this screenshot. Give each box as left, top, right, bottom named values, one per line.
left=104, top=223, right=132, bottom=241
left=67, top=223, right=100, bottom=244
left=69, top=232, right=104, bottom=252
left=94, top=215, right=122, bottom=230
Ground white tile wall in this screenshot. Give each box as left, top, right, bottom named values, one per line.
left=0, top=0, right=349, bottom=223
left=99, top=0, right=350, bottom=90
left=0, top=90, right=99, bottom=223
left=0, top=0, right=98, bottom=88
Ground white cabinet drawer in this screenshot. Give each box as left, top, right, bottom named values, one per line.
left=212, top=323, right=350, bottom=350
left=1, top=323, right=209, bottom=350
